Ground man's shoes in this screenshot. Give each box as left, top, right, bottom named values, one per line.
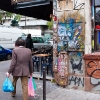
left=11, top=94, right=15, bottom=97
left=11, top=93, right=15, bottom=97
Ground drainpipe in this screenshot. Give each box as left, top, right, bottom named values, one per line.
left=85, top=0, right=92, bottom=54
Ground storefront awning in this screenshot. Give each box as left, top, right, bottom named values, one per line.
left=0, top=0, right=53, bottom=21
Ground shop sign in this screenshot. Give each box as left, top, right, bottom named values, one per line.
left=11, top=0, right=50, bottom=8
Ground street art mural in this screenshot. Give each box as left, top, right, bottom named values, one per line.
left=57, top=0, right=85, bottom=51
left=57, top=15, right=84, bottom=51
left=69, top=52, right=84, bottom=75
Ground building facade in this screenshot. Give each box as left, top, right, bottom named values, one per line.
left=52, top=0, right=100, bottom=92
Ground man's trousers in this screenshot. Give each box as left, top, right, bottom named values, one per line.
left=12, top=76, right=28, bottom=100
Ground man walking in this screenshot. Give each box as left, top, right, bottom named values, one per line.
left=6, top=38, right=33, bottom=100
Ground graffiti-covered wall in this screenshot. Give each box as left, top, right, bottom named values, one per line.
left=53, top=0, right=86, bottom=90
left=83, top=53, right=100, bottom=92
left=52, top=0, right=98, bottom=93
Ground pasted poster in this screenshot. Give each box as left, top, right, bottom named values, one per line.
left=69, top=52, right=84, bottom=75
left=58, top=53, right=68, bottom=77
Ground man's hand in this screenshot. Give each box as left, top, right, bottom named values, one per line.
left=30, top=73, right=33, bottom=77
left=6, top=72, right=10, bottom=77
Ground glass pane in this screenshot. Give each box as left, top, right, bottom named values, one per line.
left=98, top=31, right=100, bottom=43
left=32, top=37, right=44, bottom=43
left=95, top=7, right=100, bottom=26
left=95, top=31, right=100, bottom=50
left=95, top=0, right=100, bottom=6
left=0, top=47, right=2, bottom=51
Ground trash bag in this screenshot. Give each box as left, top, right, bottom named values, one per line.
left=28, top=77, right=35, bottom=97
left=2, top=77, right=14, bottom=92
left=32, top=78, right=37, bottom=90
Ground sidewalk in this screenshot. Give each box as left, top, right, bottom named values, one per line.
left=0, top=60, right=100, bottom=100
left=45, top=87, right=100, bottom=100
left=1, top=73, right=100, bottom=100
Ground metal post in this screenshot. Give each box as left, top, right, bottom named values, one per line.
left=43, top=66, right=46, bottom=100
left=39, top=57, right=41, bottom=75
left=25, top=16, right=26, bottom=29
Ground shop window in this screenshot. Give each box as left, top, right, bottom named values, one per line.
left=95, top=0, right=100, bottom=6
left=92, top=0, right=100, bottom=51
